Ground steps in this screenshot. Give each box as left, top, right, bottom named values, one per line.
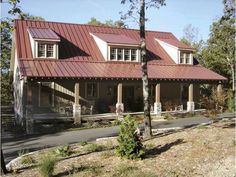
left=1, top=106, right=15, bottom=131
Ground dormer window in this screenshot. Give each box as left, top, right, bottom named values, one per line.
left=109, top=47, right=139, bottom=62
left=90, top=33, right=140, bottom=62
left=27, top=27, right=60, bottom=59
left=179, top=51, right=192, bottom=64
left=37, top=43, right=55, bottom=58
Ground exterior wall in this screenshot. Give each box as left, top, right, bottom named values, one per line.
left=90, top=33, right=108, bottom=60
left=156, top=39, right=179, bottom=64
left=20, top=80, right=201, bottom=117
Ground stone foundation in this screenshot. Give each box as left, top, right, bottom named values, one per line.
left=154, top=102, right=162, bottom=116
left=187, top=101, right=195, bottom=112
left=73, top=104, right=81, bottom=124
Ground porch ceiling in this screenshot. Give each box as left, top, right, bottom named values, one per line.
left=19, top=59, right=227, bottom=82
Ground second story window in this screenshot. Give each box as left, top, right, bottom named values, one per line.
left=37, top=43, right=55, bottom=58
left=179, top=52, right=192, bottom=64
left=109, top=47, right=139, bottom=62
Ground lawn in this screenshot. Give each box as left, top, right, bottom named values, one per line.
left=3, top=120, right=235, bottom=177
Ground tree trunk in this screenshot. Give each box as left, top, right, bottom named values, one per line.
left=140, top=0, right=152, bottom=139
left=230, top=64, right=235, bottom=91
left=1, top=149, right=9, bottom=174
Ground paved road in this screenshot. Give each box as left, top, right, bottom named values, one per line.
left=2, top=112, right=235, bottom=163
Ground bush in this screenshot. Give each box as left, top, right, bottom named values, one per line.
left=54, top=145, right=71, bottom=157
left=116, top=115, right=144, bottom=160
left=21, top=155, right=35, bottom=165
left=39, top=154, right=57, bottom=177
left=227, top=90, right=235, bottom=112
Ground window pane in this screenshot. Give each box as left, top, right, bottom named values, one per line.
left=38, top=43, right=46, bottom=57
left=180, top=53, right=184, bottom=63
left=124, top=49, right=130, bottom=60
left=186, top=53, right=190, bottom=64
left=87, top=83, right=97, bottom=97
left=46, top=44, right=54, bottom=57
left=110, top=48, right=116, bottom=60
left=117, top=48, right=123, bottom=60
left=131, top=49, right=136, bottom=61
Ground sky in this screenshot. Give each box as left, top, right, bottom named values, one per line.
left=1, top=0, right=224, bottom=41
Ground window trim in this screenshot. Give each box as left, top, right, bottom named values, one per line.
left=85, top=82, right=99, bottom=98
left=179, top=51, right=192, bottom=64
left=36, top=42, right=58, bottom=59
left=108, top=46, right=140, bottom=62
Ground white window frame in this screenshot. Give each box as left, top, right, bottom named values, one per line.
left=108, top=46, right=139, bottom=62
left=179, top=51, right=192, bottom=64
left=36, top=42, right=58, bottom=59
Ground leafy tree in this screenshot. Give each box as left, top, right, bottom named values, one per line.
left=87, top=17, right=128, bottom=28
left=180, top=24, right=205, bottom=63
left=121, top=0, right=165, bottom=139
left=201, top=0, right=235, bottom=91
left=1, top=0, right=44, bottom=105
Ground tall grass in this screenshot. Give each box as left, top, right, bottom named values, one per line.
left=39, top=154, right=57, bottom=177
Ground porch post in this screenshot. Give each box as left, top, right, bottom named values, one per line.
left=154, top=83, right=162, bottom=116
left=217, top=82, right=223, bottom=98
left=116, top=83, right=124, bottom=118
left=187, top=83, right=195, bottom=112
left=26, top=82, right=34, bottom=134
left=73, top=83, right=81, bottom=124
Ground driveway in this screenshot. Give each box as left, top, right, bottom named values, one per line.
left=2, top=112, right=235, bottom=163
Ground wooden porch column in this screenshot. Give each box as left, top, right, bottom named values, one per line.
left=187, top=84, right=195, bottom=112
left=116, top=83, right=124, bottom=118
left=217, top=82, right=223, bottom=98
left=26, top=82, right=34, bottom=134
left=154, top=83, right=162, bottom=116
left=73, top=83, right=81, bottom=124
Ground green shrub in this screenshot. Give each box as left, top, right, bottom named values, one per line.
left=18, top=149, right=29, bottom=157
left=54, top=145, right=71, bottom=157
left=163, top=113, right=173, bottom=120
left=112, top=119, right=122, bottom=126
left=39, top=154, right=57, bottom=177
left=116, top=115, right=144, bottom=160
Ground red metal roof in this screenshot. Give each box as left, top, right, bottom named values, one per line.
left=158, top=38, right=194, bottom=50
left=14, top=20, right=226, bottom=82
left=91, top=33, right=140, bottom=45
left=19, top=59, right=227, bottom=81
left=27, top=27, right=60, bottom=41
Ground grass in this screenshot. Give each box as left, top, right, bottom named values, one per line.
left=100, top=150, right=114, bottom=159
left=113, top=163, right=155, bottom=177
left=21, top=155, right=35, bottom=165
left=39, top=153, right=57, bottom=177
left=85, top=143, right=106, bottom=153
left=79, top=141, right=88, bottom=146
left=53, top=145, right=71, bottom=157
left=18, top=149, right=29, bottom=157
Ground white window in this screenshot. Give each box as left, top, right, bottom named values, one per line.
left=179, top=52, right=192, bottom=64
left=37, top=43, right=55, bottom=58
left=109, top=47, right=138, bottom=62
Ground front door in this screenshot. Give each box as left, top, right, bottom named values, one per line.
left=123, top=86, right=135, bottom=112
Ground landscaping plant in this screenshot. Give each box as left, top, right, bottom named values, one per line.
left=39, top=153, right=57, bottom=177
left=116, top=115, right=144, bottom=159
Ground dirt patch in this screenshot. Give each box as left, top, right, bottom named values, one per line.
left=3, top=120, right=235, bottom=177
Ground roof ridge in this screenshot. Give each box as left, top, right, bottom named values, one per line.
left=15, top=19, right=173, bottom=34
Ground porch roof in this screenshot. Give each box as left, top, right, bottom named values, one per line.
left=19, top=59, right=227, bottom=82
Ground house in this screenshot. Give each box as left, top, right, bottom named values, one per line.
left=11, top=20, right=226, bottom=133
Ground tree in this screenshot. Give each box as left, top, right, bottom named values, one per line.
left=121, top=0, right=165, bottom=139
left=87, top=17, right=128, bottom=28
left=180, top=24, right=205, bottom=63
left=201, top=0, right=235, bottom=91
left=1, top=0, right=44, bottom=105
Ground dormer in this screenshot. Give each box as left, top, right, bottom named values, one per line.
left=155, top=38, right=194, bottom=65
left=27, top=27, right=60, bottom=59
left=90, top=33, right=140, bottom=62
